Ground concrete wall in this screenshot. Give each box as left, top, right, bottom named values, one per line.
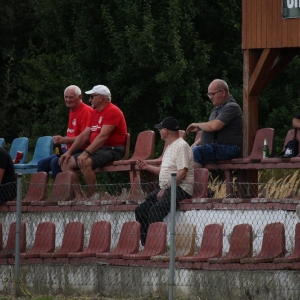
left=1, top=207, right=300, bottom=298
left=1, top=264, right=300, bottom=299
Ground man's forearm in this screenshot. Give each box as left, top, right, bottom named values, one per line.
left=176, top=169, right=188, bottom=183
left=67, top=135, right=88, bottom=154
left=142, top=164, right=160, bottom=175
left=85, top=135, right=109, bottom=153
left=62, top=136, right=76, bottom=145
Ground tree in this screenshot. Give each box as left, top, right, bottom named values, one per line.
left=7, top=0, right=300, bottom=158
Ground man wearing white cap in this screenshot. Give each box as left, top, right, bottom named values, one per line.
left=59, top=85, right=127, bottom=199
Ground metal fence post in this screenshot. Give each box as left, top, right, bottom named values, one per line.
left=14, top=173, right=22, bottom=297
left=169, top=173, right=176, bottom=300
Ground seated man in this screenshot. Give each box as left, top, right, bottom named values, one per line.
left=135, top=117, right=194, bottom=246
left=293, top=110, right=300, bottom=129
left=0, top=147, right=17, bottom=203
left=59, top=85, right=127, bottom=199
left=186, top=79, right=243, bottom=167
left=37, top=85, right=93, bottom=179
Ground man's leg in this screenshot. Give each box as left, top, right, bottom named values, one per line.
left=148, top=187, right=191, bottom=224
left=81, top=165, right=97, bottom=198
left=82, top=148, right=121, bottom=198
left=61, top=156, right=85, bottom=199
left=37, top=154, right=57, bottom=174
left=135, top=189, right=160, bottom=246
left=50, top=156, right=62, bottom=179
left=214, top=144, right=241, bottom=160
left=148, top=190, right=173, bottom=225
left=194, top=162, right=202, bottom=168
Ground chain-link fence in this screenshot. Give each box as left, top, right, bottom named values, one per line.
left=1, top=172, right=300, bottom=299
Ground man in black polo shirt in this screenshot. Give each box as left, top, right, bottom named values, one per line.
left=186, top=79, right=243, bottom=166
left=0, top=147, right=17, bottom=203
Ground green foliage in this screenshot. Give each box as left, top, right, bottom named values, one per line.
left=0, top=0, right=243, bottom=146
left=259, top=56, right=300, bottom=152
left=0, top=0, right=298, bottom=182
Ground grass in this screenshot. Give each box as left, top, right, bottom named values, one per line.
left=209, top=169, right=300, bottom=198
left=0, top=297, right=166, bottom=300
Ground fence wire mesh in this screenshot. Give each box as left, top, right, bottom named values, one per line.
left=1, top=174, right=300, bottom=299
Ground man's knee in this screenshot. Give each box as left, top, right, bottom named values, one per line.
left=148, top=205, right=167, bottom=223
left=61, top=156, right=77, bottom=172
left=135, top=203, right=147, bottom=218
left=135, top=206, right=142, bottom=220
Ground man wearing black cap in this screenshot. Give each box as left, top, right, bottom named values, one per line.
left=135, top=116, right=194, bottom=246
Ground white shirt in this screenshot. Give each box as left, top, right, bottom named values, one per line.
left=159, top=138, right=194, bottom=196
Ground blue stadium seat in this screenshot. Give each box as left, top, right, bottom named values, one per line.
left=0, top=138, right=5, bottom=148
left=10, top=137, right=29, bottom=164
left=14, top=136, right=53, bottom=174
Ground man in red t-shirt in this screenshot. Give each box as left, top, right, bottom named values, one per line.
left=37, top=85, right=93, bottom=179
left=59, top=85, right=127, bottom=199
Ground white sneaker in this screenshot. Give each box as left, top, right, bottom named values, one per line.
left=90, top=193, right=100, bottom=201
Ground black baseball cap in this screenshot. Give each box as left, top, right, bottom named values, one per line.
left=154, top=116, right=180, bottom=131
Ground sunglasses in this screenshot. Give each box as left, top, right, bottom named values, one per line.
left=90, top=94, right=100, bottom=99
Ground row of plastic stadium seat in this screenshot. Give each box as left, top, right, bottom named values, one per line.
left=8, top=130, right=190, bottom=178
left=3, top=168, right=209, bottom=207
left=203, top=127, right=299, bottom=165
left=0, top=138, right=5, bottom=148
left=94, top=130, right=188, bottom=183
left=200, top=128, right=300, bottom=197
left=0, top=137, right=29, bottom=164
left=91, top=127, right=300, bottom=194
left=8, top=127, right=299, bottom=178
left=1, top=220, right=300, bottom=265
left=3, top=136, right=53, bottom=174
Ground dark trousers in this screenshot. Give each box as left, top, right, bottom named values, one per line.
left=135, top=187, right=191, bottom=246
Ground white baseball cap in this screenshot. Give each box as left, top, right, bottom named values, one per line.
left=85, top=85, right=111, bottom=96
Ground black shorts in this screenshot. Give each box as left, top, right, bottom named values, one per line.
left=73, top=146, right=125, bottom=170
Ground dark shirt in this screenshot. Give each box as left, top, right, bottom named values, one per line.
left=0, top=147, right=16, bottom=184
left=200, top=96, right=243, bottom=146
left=0, top=147, right=16, bottom=203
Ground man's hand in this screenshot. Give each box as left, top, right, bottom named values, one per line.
left=191, top=138, right=200, bottom=149
left=76, top=152, right=90, bottom=169
left=53, top=135, right=64, bottom=144
left=186, top=123, right=200, bottom=134
left=136, top=159, right=149, bottom=170
left=58, top=152, right=71, bottom=166
left=157, top=188, right=166, bottom=200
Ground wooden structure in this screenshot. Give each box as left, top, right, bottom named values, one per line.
left=243, top=0, right=300, bottom=154
left=242, top=0, right=300, bottom=184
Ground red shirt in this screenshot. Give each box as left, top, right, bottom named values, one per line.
left=89, top=103, right=127, bottom=146
left=67, top=102, right=93, bottom=149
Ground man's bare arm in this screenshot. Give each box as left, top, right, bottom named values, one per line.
left=84, top=125, right=115, bottom=153
left=293, top=118, right=300, bottom=129
left=186, top=120, right=225, bottom=133
left=136, top=159, right=161, bottom=175
left=198, top=120, right=225, bottom=132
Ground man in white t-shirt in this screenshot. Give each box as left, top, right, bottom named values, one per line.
left=135, top=116, right=194, bottom=245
